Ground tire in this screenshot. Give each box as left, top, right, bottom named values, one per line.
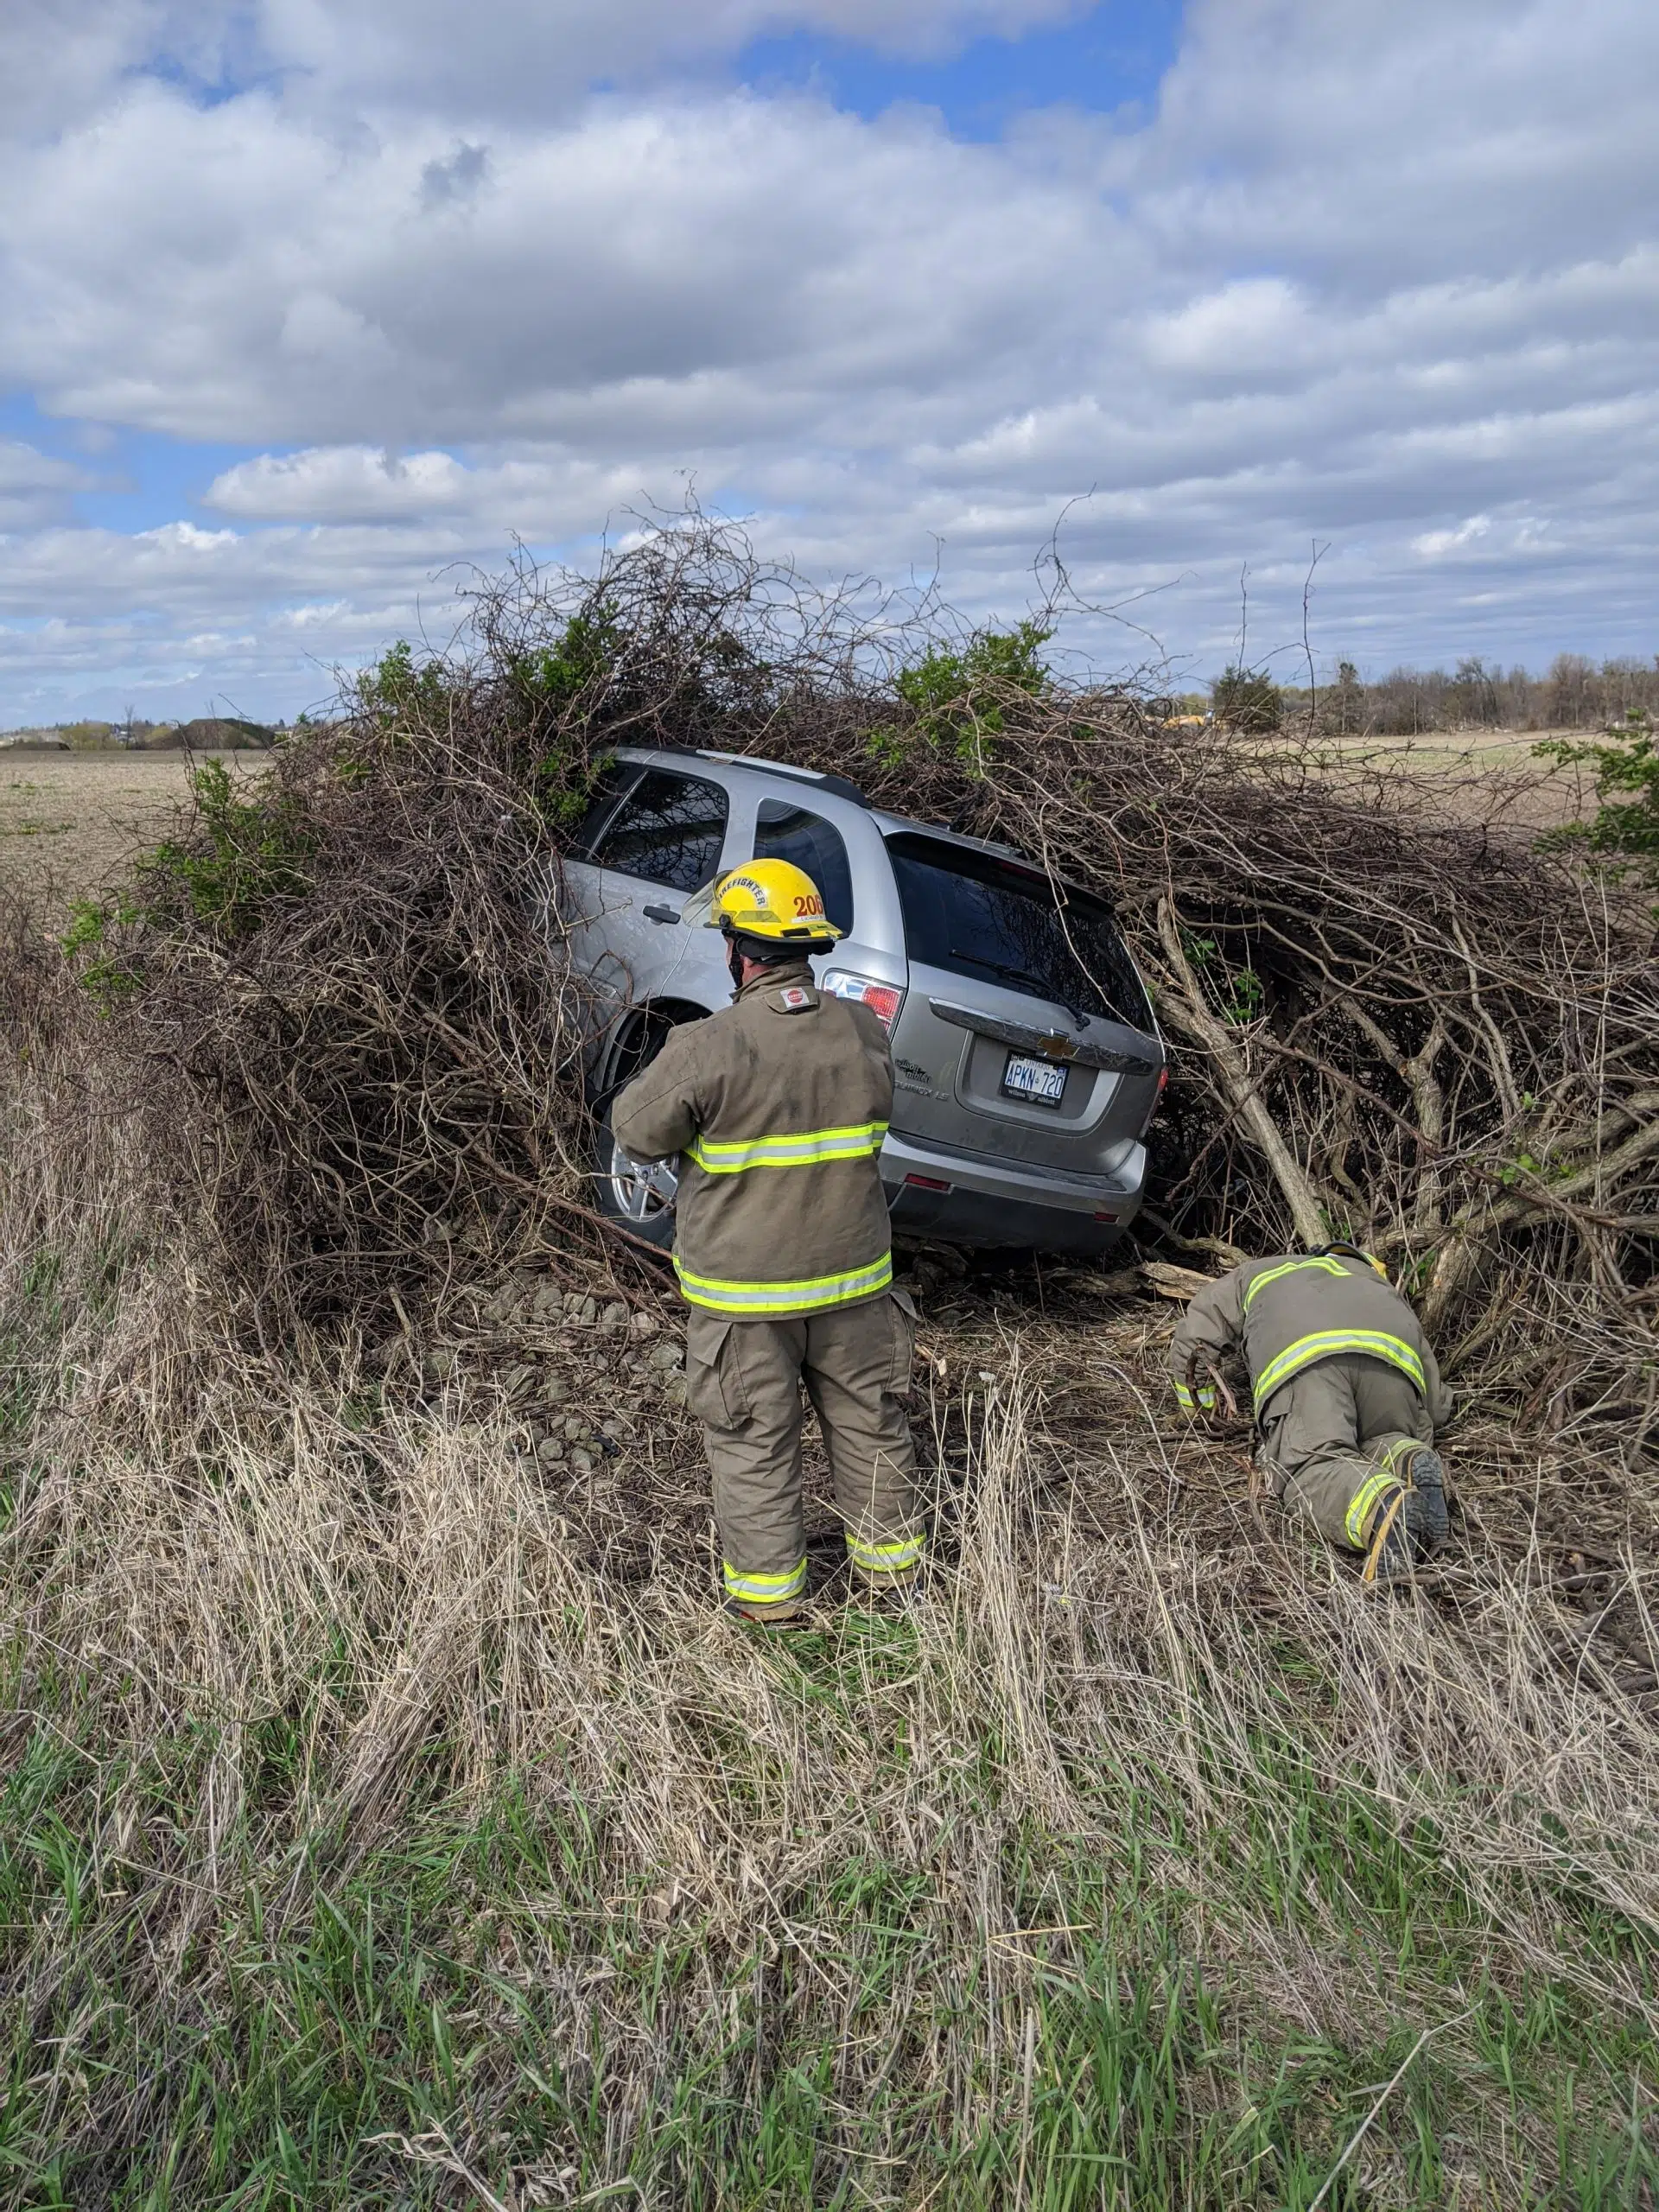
left=593, top=1090, right=679, bottom=1251
left=590, top=1010, right=683, bottom=1253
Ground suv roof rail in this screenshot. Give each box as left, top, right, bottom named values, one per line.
left=695, top=748, right=869, bottom=807
left=620, top=742, right=868, bottom=809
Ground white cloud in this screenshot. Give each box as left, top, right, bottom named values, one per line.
left=1, top=88, right=1116, bottom=446
left=207, top=448, right=472, bottom=519
left=135, top=520, right=240, bottom=552
left=1, top=0, right=1656, bottom=721
left=1413, top=515, right=1492, bottom=559
left=1142, top=279, right=1313, bottom=378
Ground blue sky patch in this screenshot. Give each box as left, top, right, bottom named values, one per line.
left=736, top=1, right=1183, bottom=138
left=0, top=395, right=273, bottom=536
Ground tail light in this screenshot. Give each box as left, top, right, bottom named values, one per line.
left=1137, top=1064, right=1169, bottom=1138
left=821, top=969, right=906, bottom=1033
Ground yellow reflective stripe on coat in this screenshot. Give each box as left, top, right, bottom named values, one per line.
left=1344, top=1469, right=1402, bottom=1548
left=686, top=1121, right=889, bottom=1174
left=847, top=1530, right=925, bottom=1574
left=1254, top=1328, right=1426, bottom=1411
left=674, top=1252, right=893, bottom=1315
left=722, top=1557, right=807, bottom=1602
left=1173, top=1380, right=1217, bottom=1411
left=1243, top=1255, right=1350, bottom=1313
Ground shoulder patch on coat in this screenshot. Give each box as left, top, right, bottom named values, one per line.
left=767, top=982, right=817, bottom=1014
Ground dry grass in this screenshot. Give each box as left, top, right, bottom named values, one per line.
left=1249, top=728, right=1599, bottom=834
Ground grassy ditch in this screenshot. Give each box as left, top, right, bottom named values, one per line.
left=2, top=1175, right=1656, bottom=2206
left=3, top=519, right=1656, bottom=2203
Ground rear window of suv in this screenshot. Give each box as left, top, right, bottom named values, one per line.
left=753, top=799, right=855, bottom=935
left=885, top=832, right=1152, bottom=1032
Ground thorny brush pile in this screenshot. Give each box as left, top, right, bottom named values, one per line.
left=39, top=523, right=1659, bottom=1379
left=3, top=518, right=1657, bottom=2204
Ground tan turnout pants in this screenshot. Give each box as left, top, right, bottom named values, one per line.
left=1257, top=1353, right=1436, bottom=1553
left=683, top=1289, right=924, bottom=1609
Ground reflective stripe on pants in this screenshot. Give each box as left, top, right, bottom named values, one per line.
left=1342, top=1443, right=1421, bottom=1548
left=722, top=1557, right=808, bottom=1605
left=683, top=1294, right=922, bottom=1604
left=847, top=1529, right=925, bottom=1579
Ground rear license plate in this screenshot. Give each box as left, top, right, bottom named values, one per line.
left=1002, top=1052, right=1066, bottom=1106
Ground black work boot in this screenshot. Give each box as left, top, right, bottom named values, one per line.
left=1402, top=1446, right=1449, bottom=1553
left=1363, top=1449, right=1448, bottom=1582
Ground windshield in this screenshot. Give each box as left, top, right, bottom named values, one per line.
left=885, top=832, right=1152, bottom=1033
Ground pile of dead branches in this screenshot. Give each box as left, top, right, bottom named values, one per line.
left=791, top=720, right=1653, bottom=1452
left=48, top=518, right=1656, bottom=1445
left=50, top=677, right=605, bottom=1342
left=814, top=707, right=1657, bottom=1432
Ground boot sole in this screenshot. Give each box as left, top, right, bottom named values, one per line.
left=1405, top=1450, right=1449, bottom=1553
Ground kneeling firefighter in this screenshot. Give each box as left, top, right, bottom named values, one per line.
left=1167, top=1246, right=1452, bottom=1580
left=610, top=859, right=924, bottom=1623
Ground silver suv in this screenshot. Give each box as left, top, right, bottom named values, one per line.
left=561, top=746, right=1166, bottom=1258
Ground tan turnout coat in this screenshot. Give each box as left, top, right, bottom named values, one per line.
left=1167, top=1252, right=1451, bottom=1424
left=610, top=961, right=895, bottom=1320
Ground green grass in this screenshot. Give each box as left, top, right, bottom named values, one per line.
left=3, top=1633, right=1655, bottom=2209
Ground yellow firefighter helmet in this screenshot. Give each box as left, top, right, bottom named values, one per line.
left=707, top=858, right=842, bottom=946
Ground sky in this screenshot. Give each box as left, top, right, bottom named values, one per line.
left=0, top=0, right=1655, bottom=726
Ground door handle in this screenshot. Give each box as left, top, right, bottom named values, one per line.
left=642, top=904, right=681, bottom=925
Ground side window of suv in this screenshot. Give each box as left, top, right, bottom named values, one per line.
left=566, top=760, right=642, bottom=858
left=592, top=770, right=729, bottom=893
left=753, top=800, right=855, bottom=934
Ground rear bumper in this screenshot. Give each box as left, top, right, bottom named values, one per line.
left=880, top=1128, right=1147, bottom=1254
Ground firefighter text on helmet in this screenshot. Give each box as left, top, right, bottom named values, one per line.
left=707, top=858, right=842, bottom=947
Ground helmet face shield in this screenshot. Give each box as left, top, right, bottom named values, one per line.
left=678, top=879, right=719, bottom=931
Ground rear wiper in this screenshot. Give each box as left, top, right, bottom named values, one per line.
left=962, top=956, right=1090, bottom=1030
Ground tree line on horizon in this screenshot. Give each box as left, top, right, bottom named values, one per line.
left=1199, top=650, right=1659, bottom=738
left=7, top=648, right=1656, bottom=751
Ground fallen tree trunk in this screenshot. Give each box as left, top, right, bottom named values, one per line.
left=1153, top=897, right=1330, bottom=1249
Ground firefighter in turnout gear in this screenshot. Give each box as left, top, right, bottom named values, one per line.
left=610, top=858, right=924, bottom=1624
left=1167, top=1245, right=1452, bottom=1580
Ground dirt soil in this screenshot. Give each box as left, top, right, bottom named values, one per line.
left=0, top=749, right=263, bottom=912
left=1261, top=726, right=1599, bottom=831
